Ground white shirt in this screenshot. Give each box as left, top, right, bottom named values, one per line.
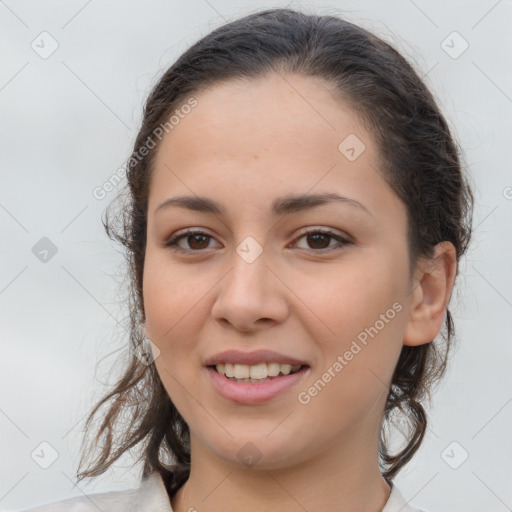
left=19, top=471, right=428, bottom=512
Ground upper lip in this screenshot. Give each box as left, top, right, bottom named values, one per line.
left=204, top=349, right=309, bottom=367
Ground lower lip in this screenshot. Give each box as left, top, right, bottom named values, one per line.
left=207, top=366, right=310, bottom=405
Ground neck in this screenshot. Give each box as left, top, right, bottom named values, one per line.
left=170, top=431, right=391, bottom=512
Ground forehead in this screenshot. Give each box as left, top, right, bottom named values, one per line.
left=158, top=73, right=369, bottom=165
left=153, top=73, right=381, bottom=184
left=149, top=72, right=404, bottom=226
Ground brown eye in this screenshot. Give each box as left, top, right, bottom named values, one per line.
left=305, top=232, right=331, bottom=249
left=186, top=233, right=211, bottom=250
left=165, top=228, right=351, bottom=254
left=165, top=230, right=219, bottom=252
left=293, top=229, right=351, bottom=252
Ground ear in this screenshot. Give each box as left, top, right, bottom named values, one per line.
left=403, top=241, right=457, bottom=347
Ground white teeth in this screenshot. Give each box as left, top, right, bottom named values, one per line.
left=234, top=364, right=250, bottom=379
left=224, top=363, right=234, bottom=377
left=249, top=363, right=267, bottom=379
left=267, top=362, right=281, bottom=377
left=214, top=362, right=302, bottom=380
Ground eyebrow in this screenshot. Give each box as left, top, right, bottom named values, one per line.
left=154, top=192, right=373, bottom=218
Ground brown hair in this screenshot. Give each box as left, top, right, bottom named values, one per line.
left=76, top=7, right=474, bottom=496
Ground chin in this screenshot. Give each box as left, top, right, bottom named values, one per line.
left=207, top=434, right=307, bottom=471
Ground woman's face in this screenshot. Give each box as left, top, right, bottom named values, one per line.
left=143, top=73, right=416, bottom=470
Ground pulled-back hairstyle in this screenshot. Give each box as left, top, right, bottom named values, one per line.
left=76, top=7, right=474, bottom=497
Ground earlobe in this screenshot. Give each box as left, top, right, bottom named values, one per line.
left=403, top=241, right=457, bottom=347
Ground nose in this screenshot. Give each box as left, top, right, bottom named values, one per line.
left=210, top=247, right=289, bottom=333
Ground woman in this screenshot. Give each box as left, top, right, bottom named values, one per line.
left=22, top=7, right=473, bottom=512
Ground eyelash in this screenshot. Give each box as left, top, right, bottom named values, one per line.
left=164, top=228, right=352, bottom=254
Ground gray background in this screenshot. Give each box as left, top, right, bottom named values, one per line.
left=1, top=0, right=511, bottom=510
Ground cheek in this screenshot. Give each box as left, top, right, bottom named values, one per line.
left=143, top=260, right=205, bottom=414
left=142, top=253, right=205, bottom=339
left=295, top=274, right=405, bottom=434
left=142, top=255, right=213, bottom=401
left=295, top=257, right=402, bottom=342
left=295, top=256, right=407, bottom=401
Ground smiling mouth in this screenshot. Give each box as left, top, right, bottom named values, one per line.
left=208, top=363, right=308, bottom=383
